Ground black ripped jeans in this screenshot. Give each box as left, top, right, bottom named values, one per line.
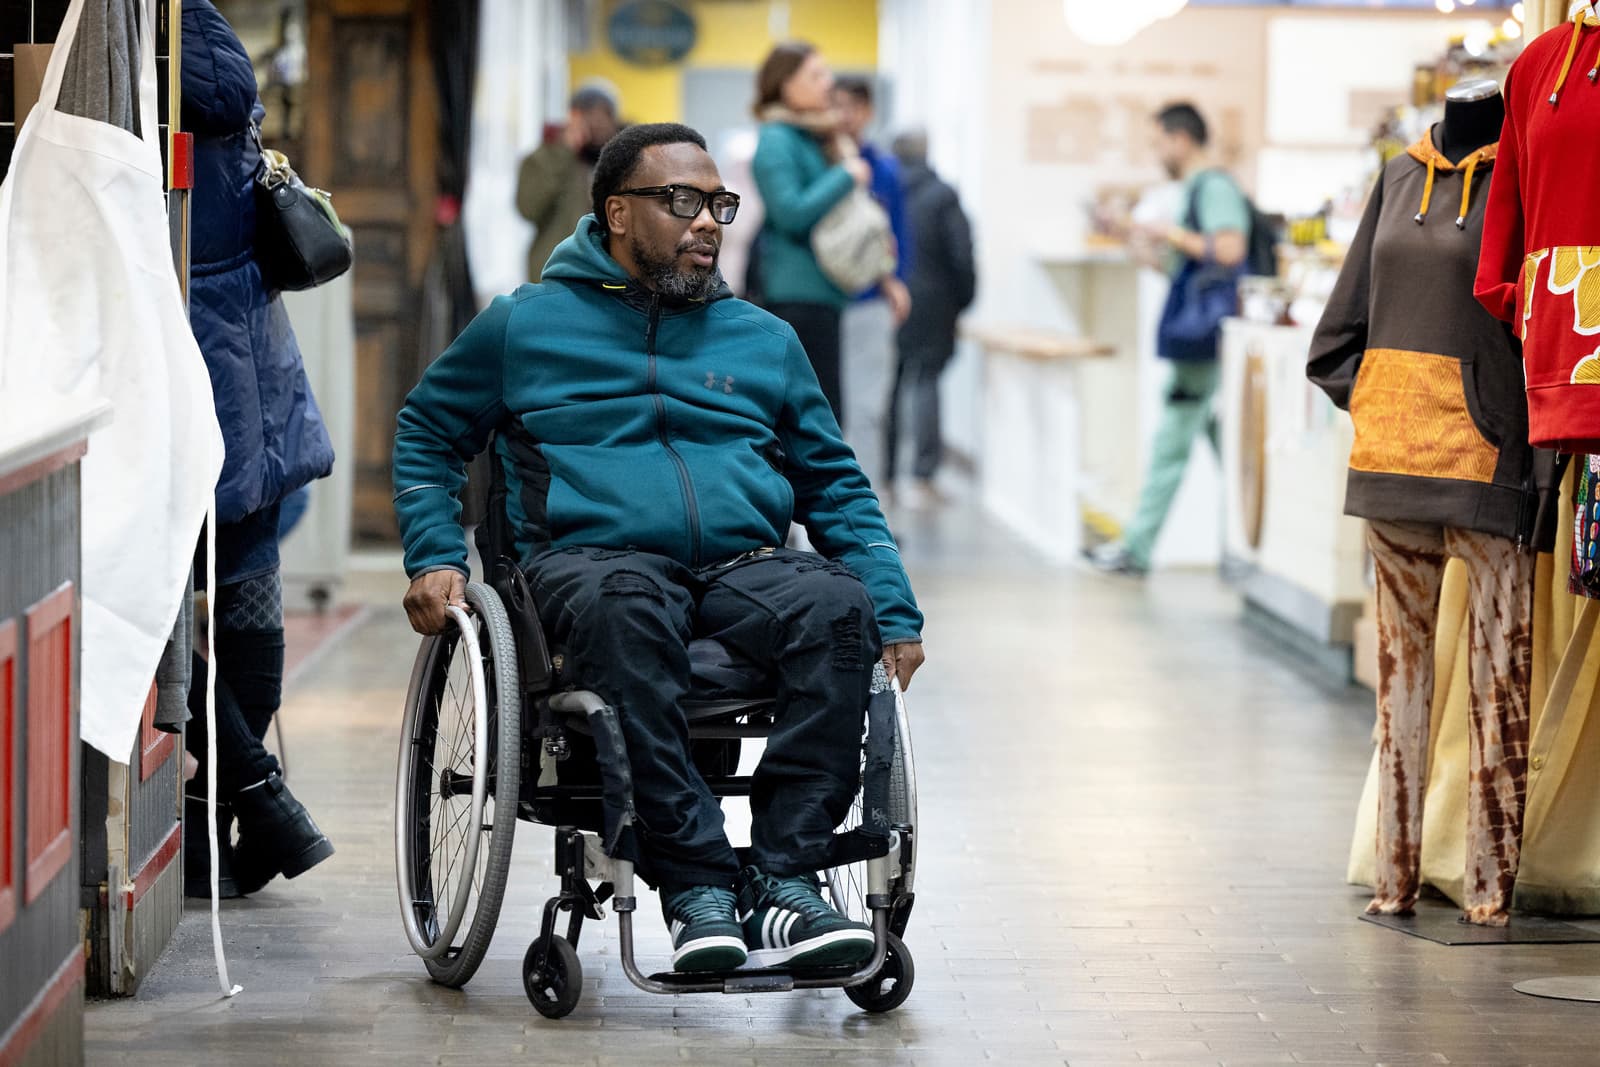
left=526, top=546, right=881, bottom=889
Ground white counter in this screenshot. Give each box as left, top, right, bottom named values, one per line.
left=1217, top=318, right=1367, bottom=672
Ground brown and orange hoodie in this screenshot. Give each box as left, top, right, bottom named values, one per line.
left=1477, top=6, right=1600, bottom=453
left=1310, top=131, right=1560, bottom=550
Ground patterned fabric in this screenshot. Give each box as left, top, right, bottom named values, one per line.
left=1572, top=454, right=1600, bottom=599
left=217, top=572, right=284, bottom=633
left=1366, top=521, right=1535, bottom=925
left=1348, top=349, right=1499, bottom=484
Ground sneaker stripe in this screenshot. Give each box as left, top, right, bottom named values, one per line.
left=762, top=909, right=780, bottom=949
left=780, top=912, right=798, bottom=948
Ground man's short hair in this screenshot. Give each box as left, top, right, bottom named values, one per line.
left=570, top=80, right=619, bottom=117
left=591, top=122, right=709, bottom=232
left=834, top=75, right=874, bottom=107
left=1154, top=102, right=1208, bottom=147
left=892, top=129, right=929, bottom=164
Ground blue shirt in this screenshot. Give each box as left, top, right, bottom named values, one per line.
left=857, top=142, right=911, bottom=301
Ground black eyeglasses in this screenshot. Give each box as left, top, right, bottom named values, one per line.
left=619, top=184, right=741, bottom=224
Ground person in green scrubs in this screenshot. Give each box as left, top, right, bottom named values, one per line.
left=1088, top=102, right=1251, bottom=577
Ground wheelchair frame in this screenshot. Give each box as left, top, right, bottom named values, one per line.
left=395, top=569, right=918, bottom=1019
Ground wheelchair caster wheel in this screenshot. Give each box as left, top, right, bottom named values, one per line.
left=523, top=936, right=583, bottom=1019
left=845, top=932, right=914, bottom=1013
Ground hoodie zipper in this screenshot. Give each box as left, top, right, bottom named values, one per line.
left=645, top=293, right=703, bottom=565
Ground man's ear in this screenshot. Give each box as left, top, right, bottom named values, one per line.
left=605, top=196, right=629, bottom=238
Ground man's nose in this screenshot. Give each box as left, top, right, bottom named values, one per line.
left=690, top=203, right=719, bottom=235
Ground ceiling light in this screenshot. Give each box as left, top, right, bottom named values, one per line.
left=1061, top=0, right=1156, bottom=46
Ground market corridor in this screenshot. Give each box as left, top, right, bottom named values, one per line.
left=82, top=505, right=1600, bottom=1065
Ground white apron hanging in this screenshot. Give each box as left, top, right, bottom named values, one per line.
left=0, top=0, right=223, bottom=762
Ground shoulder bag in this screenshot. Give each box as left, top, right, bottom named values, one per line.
left=252, top=125, right=354, bottom=292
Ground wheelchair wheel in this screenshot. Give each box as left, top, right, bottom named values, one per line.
left=395, top=582, right=522, bottom=988
left=824, top=663, right=917, bottom=923
left=523, top=936, right=583, bottom=1020
left=845, top=932, right=914, bottom=1013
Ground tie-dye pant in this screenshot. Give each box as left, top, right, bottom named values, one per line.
left=1365, top=520, right=1534, bottom=926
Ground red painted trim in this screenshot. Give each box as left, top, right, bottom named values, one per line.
left=24, top=584, right=74, bottom=903
left=126, top=822, right=182, bottom=909
left=22, top=832, right=68, bottom=906
left=0, top=440, right=87, bottom=499
left=170, top=132, right=195, bottom=190
left=0, top=948, right=85, bottom=1067
left=0, top=619, right=15, bottom=935
left=139, top=682, right=175, bottom=783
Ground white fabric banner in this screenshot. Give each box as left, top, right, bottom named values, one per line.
left=0, top=0, right=223, bottom=761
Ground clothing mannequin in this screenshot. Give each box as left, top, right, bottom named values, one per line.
left=1437, top=79, right=1506, bottom=164
left=1308, top=82, right=1560, bottom=925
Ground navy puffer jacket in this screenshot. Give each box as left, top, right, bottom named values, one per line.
left=183, top=0, right=333, bottom=523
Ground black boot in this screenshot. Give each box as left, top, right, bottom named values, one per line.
left=184, top=795, right=243, bottom=899
left=231, top=772, right=334, bottom=894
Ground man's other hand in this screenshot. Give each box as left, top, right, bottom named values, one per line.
left=404, top=570, right=467, bottom=636
left=883, top=641, right=925, bottom=693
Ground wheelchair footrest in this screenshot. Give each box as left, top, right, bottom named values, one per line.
left=644, top=962, right=858, bottom=992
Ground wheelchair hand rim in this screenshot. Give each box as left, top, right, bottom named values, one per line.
left=395, top=606, right=492, bottom=960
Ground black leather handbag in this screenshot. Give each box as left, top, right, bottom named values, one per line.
left=251, top=127, right=354, bottom=292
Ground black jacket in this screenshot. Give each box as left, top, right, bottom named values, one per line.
left=896, top=161, right=976, bottom=358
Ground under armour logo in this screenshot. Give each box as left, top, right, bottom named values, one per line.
left=705, top=372, right=735, bottom=395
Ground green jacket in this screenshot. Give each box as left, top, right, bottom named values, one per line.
left=752, top=121, right=854, bottom=308
left=517, top=141, right=592, bottom=282
left=393, top=216, right=923, bottom=644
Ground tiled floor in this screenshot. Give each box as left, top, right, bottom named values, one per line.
left=84, top=504, right=1600, bottom=1065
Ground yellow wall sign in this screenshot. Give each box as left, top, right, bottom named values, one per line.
left=570, top=0, right=879, bottom=124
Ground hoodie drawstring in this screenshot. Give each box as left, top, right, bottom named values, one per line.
left=1414, top=156, right=1437, bottom=225
left=1552, top=9, right=1587, bottom=105
left=1456, top=155, right=1481, bottom=230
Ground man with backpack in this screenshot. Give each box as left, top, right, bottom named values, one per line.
left=1087, top=102, right=1255, bottom=577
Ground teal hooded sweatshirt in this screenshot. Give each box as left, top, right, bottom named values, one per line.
left=392, top=216, right=922, bottom=644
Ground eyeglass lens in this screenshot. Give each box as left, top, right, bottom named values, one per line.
left=668, top=187, right=739, bottom=223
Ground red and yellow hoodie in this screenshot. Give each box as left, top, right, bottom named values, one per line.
left=1311, top=132, right=1560, bottom=549
left=1477, top=5, right=1600, bottom=453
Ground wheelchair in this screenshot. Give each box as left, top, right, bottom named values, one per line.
left=392, top=481, right=918, bottom=1019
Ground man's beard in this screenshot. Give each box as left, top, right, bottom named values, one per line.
left=632, top=235, right=724, bottom=302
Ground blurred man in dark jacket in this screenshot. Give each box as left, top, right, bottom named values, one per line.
left=885, top=131, right=976, bottom=500
left=517, top=82, right=621, bottom=281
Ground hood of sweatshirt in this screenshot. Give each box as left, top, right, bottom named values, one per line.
left=1404, top=129, right=1497, bottom=229
left=540, top=214, right=735, bottom=308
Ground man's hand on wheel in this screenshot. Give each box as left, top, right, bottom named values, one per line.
left=883, top=642, right=925, bottom=693
left=404, top=570, right=467, bottom=636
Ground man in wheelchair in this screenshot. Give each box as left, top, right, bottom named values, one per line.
left=393, top=123, right=924, bottom=975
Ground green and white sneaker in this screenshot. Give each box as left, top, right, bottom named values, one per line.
left=736, top=867, right=875, bottom=970
left=661, top=885, right=747, bottom=972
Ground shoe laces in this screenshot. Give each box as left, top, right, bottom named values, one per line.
left=755, top=873, right=835, bottom=920
left=669, top=885, right=735, bottom=925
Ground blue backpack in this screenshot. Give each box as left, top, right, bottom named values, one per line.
left=1157, top=172, right=1274, bottom=362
